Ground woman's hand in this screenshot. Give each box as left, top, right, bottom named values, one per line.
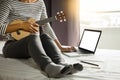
left=60, top=46, right=77, bottom=52
left=20, top=21, right=39, bottom=33
left=6, top=19, right=39, bottom=33
left=54, top=39, right=77, bottom=52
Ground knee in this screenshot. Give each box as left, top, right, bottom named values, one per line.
left=40, top=34, right=51, bottom=41
left=27, top=34, right=40, bottom=41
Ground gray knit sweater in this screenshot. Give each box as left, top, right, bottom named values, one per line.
left=0, top=0, right=57, bottom=40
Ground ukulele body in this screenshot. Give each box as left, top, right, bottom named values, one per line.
left=10, top=18, right=36, bottom=40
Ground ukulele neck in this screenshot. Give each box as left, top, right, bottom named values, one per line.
left=36, top=16, right=56, bottom=25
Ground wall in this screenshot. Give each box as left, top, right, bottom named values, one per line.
left=44, top=0, right=51, bottom=17
left=80, top=27, right=120, bottom=50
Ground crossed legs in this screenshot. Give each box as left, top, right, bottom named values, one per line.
left=3, top=34, right=83, bottom=78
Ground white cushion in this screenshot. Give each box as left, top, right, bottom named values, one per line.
left=0, top=41, right=5, bottom=54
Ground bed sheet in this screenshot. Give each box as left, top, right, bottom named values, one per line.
left=0, top=49, right=120, bottom=80
left=0, top=55, right=48, bottom=80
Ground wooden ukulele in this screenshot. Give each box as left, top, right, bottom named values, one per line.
left=10, top=11, right=66, bottom=40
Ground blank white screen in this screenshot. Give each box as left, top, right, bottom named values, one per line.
left=79, top=30, right=100, bottom=52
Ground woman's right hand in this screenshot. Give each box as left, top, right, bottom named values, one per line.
left=20, top=21, right=39, bottom=33
left=6, top=19, right=39, bottom=34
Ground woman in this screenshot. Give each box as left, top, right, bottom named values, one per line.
left=0, top=0, right=83, bottom=78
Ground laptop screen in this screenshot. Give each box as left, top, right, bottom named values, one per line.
left=79, top=29, right=102, bottom=52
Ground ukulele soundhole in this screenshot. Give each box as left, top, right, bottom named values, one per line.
left=16, top=30, right=20, bottom=35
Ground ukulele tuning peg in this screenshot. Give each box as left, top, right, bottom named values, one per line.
left=60, top=11, right=63, bottom=13
left=64, top=19, right=66, bottom=22
left=60, top=20, right=63, bottom=22
left=57, top=12, right=60, bottom=14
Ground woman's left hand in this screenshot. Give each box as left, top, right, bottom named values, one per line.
left=60, top=46, right=77, bottom=52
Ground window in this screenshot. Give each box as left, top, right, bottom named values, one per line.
left=80, top=0, right=120, bottom=28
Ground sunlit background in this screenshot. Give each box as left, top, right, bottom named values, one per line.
left=80, top=0, right=120, bottom=28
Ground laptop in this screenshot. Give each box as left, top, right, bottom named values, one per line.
left=64, top=29, right=102, bottom=57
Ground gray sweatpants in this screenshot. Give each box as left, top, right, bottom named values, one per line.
left=2, top=34, right=64, bottom=71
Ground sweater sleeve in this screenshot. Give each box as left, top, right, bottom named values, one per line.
left=40, top=0, right=57, bottom=40
left=0, top=0, right=11, bottom=35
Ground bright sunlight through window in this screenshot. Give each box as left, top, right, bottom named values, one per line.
left=80, top=0, right=120, bottom=28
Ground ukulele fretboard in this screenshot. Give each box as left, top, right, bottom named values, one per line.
left=36, top=16, right=56, bottom=25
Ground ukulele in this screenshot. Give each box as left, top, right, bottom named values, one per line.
left=10, top=11, right=66, bottom=40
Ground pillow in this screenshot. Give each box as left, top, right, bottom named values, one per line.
left=0, top=40, right=5, bottom=54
